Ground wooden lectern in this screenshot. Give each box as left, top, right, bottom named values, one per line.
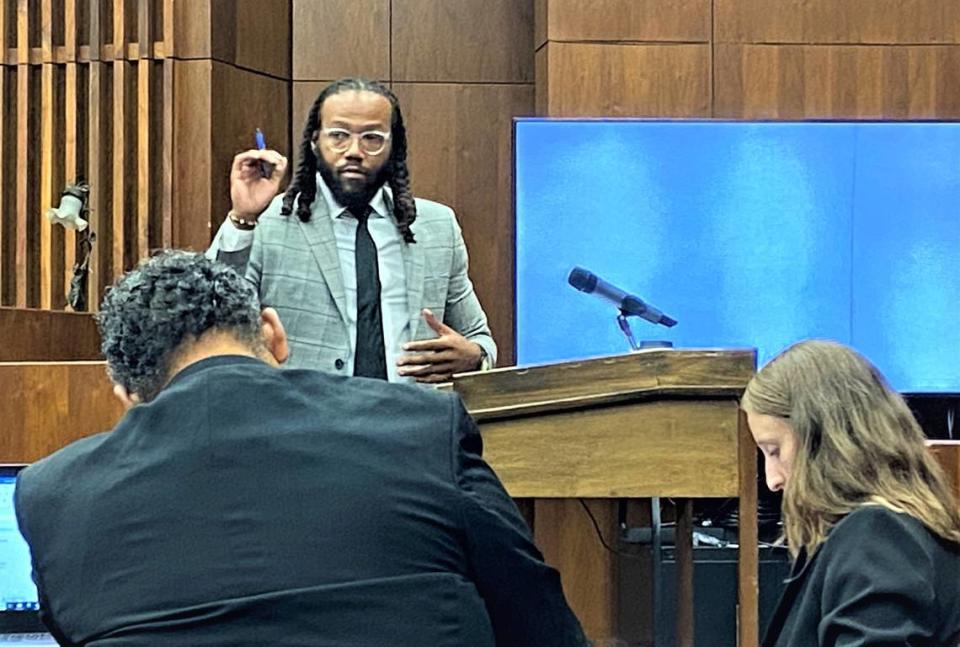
left=450, top=348, right=758, bottom=646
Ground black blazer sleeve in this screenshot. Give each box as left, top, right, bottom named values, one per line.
left=14, top=472, right=77, bottom=647
left=818, top=507, right=939, bottom=646
left=450, top=397, right=588, bottom=647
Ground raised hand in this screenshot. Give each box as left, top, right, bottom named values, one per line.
left=229, top=149, right=288, bottom=221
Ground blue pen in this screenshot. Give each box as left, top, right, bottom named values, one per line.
left=254, top=128, right=274, bottom=178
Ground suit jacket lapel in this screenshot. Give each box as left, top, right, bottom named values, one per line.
left=297, top=197, right=349, bottom=327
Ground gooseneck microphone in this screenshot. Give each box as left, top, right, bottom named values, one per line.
left=568, top=266, right=677, bottom=327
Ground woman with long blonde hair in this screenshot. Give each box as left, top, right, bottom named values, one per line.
left=741, top=340, right=960, bottom=646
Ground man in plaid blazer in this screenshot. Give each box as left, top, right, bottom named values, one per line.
left=208, top=78, right=496, bottom=384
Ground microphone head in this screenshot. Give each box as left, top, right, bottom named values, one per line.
left=568, top=267, right=597, bottom=293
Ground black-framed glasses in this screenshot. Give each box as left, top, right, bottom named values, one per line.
left=320, top=128, right=391, bottom=156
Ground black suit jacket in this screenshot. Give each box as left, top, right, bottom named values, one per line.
left=15, top=356, right=586, bottom=646
left=763, top=505, right=960, bottom=647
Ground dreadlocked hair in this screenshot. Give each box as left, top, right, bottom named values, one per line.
left=280, top=78, right=417, bottom=243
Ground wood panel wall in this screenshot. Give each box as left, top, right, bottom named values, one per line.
left=292, top=0, right=535, bottom=367
left=715, top=0, right=960, bottom=118
left=536, top=0, right=713, bottom=117
left=172, top=0, right=290, bottom=248
left=538, top=0, right=960, bottom=120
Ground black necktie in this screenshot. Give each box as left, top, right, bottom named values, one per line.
left=351, top=206, right=387, bottom=379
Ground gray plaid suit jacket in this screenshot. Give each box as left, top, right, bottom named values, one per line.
left=208, top=192, right=496, bottom=374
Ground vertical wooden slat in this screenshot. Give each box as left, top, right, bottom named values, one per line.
left=0, top=18, right=4, bottom=300
left=64, top=13, right=79, bottom=93
left=87, top=60, right=102, bottom=310
left=0, top=0, right=4, bottom=286
left=88, top=0, right=100, bottom=60
left=161, top=0, right=173, bottom=246
left=40, top=0, right=53, bottom=64
left=138, top=0, right=149, bottom=72
left=111, top=0, right=125, bottom=277
left=0, top=79, right=4, bottom=305
left=0, top=0, right=6, bottom=56
left=84, top=0, right=102, bottom=308
left=15, top=0, right=29, bottom=307
left=675, top=498, right=694, bottom=647
left=737, top=409, right=760, bottom=647
left=16, top=0, right=27, bottom=64
left=136, top=0, right=149, bottom=259
left=39, top=0, right=54, bottom=308
left=162, top=0, right=173, bottom=57
left=63, top=0, right=79, bottom=300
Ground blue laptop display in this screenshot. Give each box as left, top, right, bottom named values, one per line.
left=0, top=465, right=54, bottom=644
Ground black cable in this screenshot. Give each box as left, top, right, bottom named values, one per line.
left=577, top=499, right=645, bottom=560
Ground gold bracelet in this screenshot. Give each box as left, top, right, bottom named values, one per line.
left=228, top=211, right=257, bottom=230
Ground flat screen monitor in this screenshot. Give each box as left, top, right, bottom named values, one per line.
left=514, top=119, right=960, bottom=394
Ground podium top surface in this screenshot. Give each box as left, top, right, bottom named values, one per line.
left=452, top=348, right=756, bottom=420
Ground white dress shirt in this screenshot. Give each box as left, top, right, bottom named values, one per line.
left=215, top=177, right=413, bottom=383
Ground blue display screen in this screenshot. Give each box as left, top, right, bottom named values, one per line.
left=515, top=120, right=960, bottom=393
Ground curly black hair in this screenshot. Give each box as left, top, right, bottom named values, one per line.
left=280, top=78, right=417, bottom=243
left=95, top=250, right=263, bottom=402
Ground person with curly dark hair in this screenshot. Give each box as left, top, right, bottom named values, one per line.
left=95, top=249, right=278, bottom=403
left=207, top=78, right=496, bottom=384
left=13, top=251, right=586, bottom=647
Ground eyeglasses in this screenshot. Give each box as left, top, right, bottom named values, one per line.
left=319, top=128, right=391, bottom=156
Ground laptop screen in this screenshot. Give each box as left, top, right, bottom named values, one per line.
left=0, top=465, right=42, bottom=633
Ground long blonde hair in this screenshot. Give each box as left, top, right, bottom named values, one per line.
left=741, top=340, right=960, bottom=557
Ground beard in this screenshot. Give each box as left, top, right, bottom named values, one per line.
left=317, top=158, right=390, bottom=212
